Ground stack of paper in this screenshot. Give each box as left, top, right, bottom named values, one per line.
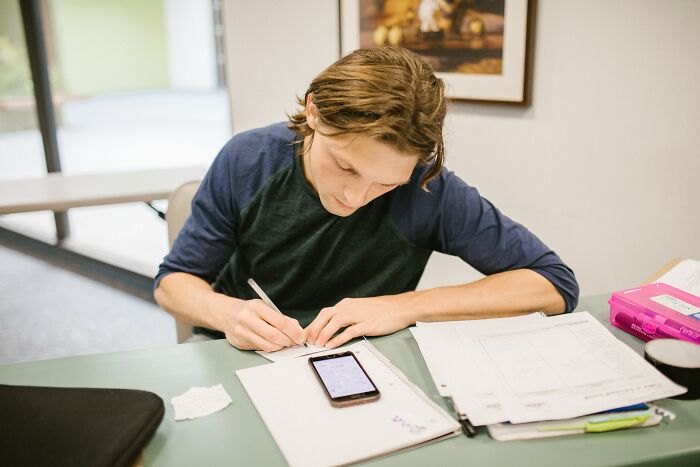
left=656, top=258, right=700, bottom=297
left=410, top=311, right=686, bottom=428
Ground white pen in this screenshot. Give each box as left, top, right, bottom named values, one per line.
left=247, top=278, right=307, bottom=347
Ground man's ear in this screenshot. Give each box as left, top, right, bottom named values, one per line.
left=305, top=93, right=319, bottom=130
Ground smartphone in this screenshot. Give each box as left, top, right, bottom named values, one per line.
left=308, top=351, right=381, bottom=407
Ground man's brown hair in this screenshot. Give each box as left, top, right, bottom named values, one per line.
left=288, top=47, right=447, bottom=190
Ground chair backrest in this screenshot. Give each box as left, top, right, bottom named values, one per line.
left=166, top=180, right=201, bottom=248
left=165, top=180, right=201, bottom=343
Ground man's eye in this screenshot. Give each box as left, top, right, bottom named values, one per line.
left=335, top=160, right=354, bottom=173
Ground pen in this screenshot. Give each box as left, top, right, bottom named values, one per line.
left=614, top=312, right=674, bottom=341
left=447, top=397, right=477, bottom=438
left=247, top=278, right=307, bottom=347
left=599, top=403, right=648, bottom=414
left=458, top=417, right=477, bottom=438
left=539, top=413, right=651, bottom=433
left=642, top=311, right=700, bottom=342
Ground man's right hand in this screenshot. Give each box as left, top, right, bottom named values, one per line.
left=154, top=273, right=305, bottom=352
left=223, top=299, right=306, bottom=352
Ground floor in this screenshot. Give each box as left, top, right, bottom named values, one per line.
left=0, top=242, right=175, bottom=365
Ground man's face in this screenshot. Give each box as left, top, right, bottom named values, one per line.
left=301, top=129, right=418, bottom=217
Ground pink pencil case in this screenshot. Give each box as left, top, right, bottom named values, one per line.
left=609, top=283, right=700, bottom=344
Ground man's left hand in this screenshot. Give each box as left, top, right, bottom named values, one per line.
left=305, top=295, right=417, bottom=348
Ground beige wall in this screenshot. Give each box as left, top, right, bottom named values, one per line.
left=223, top=0, right=700, bottom=297
left=222, top=0, right=339, bottom=132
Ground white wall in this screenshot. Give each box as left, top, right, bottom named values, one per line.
left=223, top=0, right=700, bottom=297
left=165, top=0, right=218, bottom=90
left=222, top=0, right=339, bottom=132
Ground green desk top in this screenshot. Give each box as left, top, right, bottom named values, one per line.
left=1, top=294, right=699, bottom=466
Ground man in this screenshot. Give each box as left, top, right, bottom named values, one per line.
left=154, top=47, right=578, bottom=352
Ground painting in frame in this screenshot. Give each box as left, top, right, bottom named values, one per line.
left=339, top=0, right=535, bottom=105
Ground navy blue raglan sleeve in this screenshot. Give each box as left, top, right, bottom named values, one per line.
left=154, top=144, right=239, bottom=288
left=390, top=168, right=579, bottom=313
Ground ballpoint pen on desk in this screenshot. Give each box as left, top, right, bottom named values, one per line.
left=446, top=398, right=477, bottom=438
left=459, top=417, right=477, bottom=438
left=247, top=278, right=308, bottom=347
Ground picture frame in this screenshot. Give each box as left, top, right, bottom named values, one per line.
left=339, top=0, right=536, bottom=105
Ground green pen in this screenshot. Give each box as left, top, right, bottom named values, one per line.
left=584, top=414, right=651, bottom=433
left=538, top=412, right=651, bottom=433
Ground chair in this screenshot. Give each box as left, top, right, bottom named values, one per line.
left=166, top=180, right=201, bottom=343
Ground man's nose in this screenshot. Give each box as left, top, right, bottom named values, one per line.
left=343, top=180, right=371, bottom=208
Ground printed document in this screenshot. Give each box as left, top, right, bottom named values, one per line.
left=412, top=312, right=686, bottom=425
left=412, top=313, right=546, bottom=424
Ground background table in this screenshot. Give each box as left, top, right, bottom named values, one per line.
left=1, top=294, right=699, bottom=466
left=0, top=166, right=205, bottom=214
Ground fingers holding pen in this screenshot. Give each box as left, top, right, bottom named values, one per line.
left=254, top=301, right=306, bottom=346
left=247, top=278, right=306, bottom=346
left=224, top=299, right=301, bottom=351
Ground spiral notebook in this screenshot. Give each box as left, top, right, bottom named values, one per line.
left=236, top=341, right=461, bottom=467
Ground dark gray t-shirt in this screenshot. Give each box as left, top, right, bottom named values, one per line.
left=156, top=122, right=579, bottom=333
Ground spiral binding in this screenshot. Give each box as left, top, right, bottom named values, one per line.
left=360, top=339, right=414, bottom=387
left=359, top=338, right=456, bottom=422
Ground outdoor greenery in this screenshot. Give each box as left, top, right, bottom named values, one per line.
left=0, top=35, right=32, bottom=98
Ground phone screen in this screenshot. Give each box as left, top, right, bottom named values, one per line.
left=309, top=352, right=380, bottom=405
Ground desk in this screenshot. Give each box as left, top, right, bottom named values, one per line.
left=1, top=294, right=699, bottom=466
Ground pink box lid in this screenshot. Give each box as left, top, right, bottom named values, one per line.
left=610, top=283, right=700, bottom=328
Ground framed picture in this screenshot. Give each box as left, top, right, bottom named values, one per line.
left=339, top=0, right=535, bottom=105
